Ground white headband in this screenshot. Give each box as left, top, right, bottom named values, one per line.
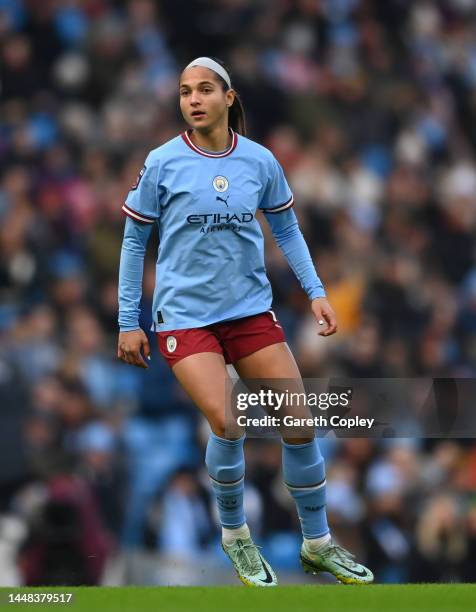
left=184, top=57, right=232, bottom=89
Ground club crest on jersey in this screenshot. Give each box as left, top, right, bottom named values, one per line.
left=166, top=336, right=177, bottom=353
left=131, top=165, right=146, bottom=190
left=213, top=175, right=229, bottom=192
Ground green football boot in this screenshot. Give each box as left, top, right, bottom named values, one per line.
left=222, top=537, right=278, bottom=587
left=300, top=540, right=374, bottom=585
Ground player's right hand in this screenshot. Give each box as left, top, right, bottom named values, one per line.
left=117, top=329, right=151, bottom=369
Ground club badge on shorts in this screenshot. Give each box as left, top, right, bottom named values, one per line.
left=213, top=175, right=229, bottom=192
left=166, top=336, right=177, bottom=353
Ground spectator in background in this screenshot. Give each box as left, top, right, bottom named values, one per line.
left=17, top=472, right=114, bottom=586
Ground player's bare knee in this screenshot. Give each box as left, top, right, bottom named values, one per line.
left=209, top=419, right=227, bottom=438
left=209, top=416, right=242, bottom=440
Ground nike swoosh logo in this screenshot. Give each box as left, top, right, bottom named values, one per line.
left=258, top=556, right=274, bottom=584
left=333, top=561, right=369, bottom=578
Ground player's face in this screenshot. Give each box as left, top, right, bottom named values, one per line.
left=179, top=66, right=234, bottom=131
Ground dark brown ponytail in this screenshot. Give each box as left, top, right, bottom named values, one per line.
left=228, top=91, right=247, bottom=136
left=209, top=57, right=247, bottom=137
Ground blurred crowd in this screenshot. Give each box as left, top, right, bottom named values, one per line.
left=1, top=0, right=475, bottom=585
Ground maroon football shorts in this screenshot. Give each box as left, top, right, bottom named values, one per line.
left=156, top=310, right=286, bottom=368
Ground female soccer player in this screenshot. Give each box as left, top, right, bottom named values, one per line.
left=117, top=57, right=373, bottom=586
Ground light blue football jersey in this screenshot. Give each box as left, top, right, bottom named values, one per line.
left=122, top=128, right=297, bottom=332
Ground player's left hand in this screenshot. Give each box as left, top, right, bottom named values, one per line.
left=311, top=297, right=337, bottom=336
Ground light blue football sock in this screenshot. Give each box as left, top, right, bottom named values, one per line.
left=205, top=432, right=246, bottom=529
left=282, top=438, right=329, bottom=539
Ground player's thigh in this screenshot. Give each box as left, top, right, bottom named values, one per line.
left=234, top=341, right=301, bottom=379
left=172, top=352, right=241, bottom=438
left=234, top=342, right=314, bottom=442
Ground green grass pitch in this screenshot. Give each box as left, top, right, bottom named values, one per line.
left=0, top=585, right=474, bottom=612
